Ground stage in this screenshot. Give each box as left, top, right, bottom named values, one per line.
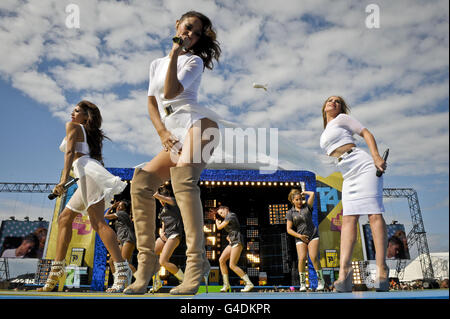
left=0, top=289, right=447, bottom=299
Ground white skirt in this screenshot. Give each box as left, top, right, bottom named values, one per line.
left=336, top=148, right=384, bottom=216
left=66, top=155, right=127, bottom=215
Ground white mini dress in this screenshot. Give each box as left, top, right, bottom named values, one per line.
left=147, top=53, right=221, bottom=153
left=59, top=124, right=127, bottom=214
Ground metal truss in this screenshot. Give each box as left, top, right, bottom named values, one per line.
left=0, top=182, right=56, bottom=193
left=383, top=188, right=434, bottom=280
left=0, top=258, right=9, bottom=281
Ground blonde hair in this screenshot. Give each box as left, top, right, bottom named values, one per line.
left=288, top=188, right=302, bottom=204
left=321, top=96, right=351, bottom=128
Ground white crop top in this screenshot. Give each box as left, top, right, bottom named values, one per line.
left=147, top=53, right=203, bottom=116
left=320, top=113, right=365, bottom=155
left=59, top=124, right=90, bottom=155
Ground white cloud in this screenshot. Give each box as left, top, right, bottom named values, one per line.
left=0, top=0, right=448, bottom=177
left=11, top=70, right=67, bottom=109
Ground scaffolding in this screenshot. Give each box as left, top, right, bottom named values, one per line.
left=0, top=258, right=10, bottom=281
left=0, top=182, right=56, bottom=193
left=383, top=188, right=434, bottom=280
left=0, top=182, right=56, bottom=282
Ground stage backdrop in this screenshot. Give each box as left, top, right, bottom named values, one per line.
left=316, top=172, right=364, bottom=268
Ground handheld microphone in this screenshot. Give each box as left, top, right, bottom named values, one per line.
left=172, top=37, right=183, bottom=45
left=376, top=149, right=389, bottom=177
left=48, top=178, right=79, bottom=200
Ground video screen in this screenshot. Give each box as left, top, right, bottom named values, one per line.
left=363, top=223, right=410, bottom=260
left=0, top=220, right=49, bottom=259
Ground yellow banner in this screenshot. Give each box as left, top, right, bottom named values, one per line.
left=316, top=172, right=364, bottom=268
left=45, top=185, right=96, bottom=271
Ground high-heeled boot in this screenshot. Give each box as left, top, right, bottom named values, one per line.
left=299, top=272, right=307, bottom=292
left=240, top=274, right=254, bottom=292
left=169, top=166, right=209, bottom=295
left=220, top=274, right=231, bottom=292
left=123, top=168, right=162, bottom=295
left=316, top=269, right=325, bottom=291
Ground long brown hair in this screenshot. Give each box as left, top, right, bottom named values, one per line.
left=179, top=11, right=221, bottom=70
left=321, top=96, right=351, bottom=128
left=77, top=100, right=108, bottom=163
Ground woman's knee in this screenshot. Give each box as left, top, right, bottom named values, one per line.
left=90, top=218, right=108, bottom=233
left=369, top=213, right=385, bottom=223
left=229, top=262, right=240, bottom=272
left=298, top=254, right=308, bottom=264
left=159, top=257, right=170, bottom=268
left=219, top=256, right=228, bottom=265
left=58, top=209, right=76, bottom=227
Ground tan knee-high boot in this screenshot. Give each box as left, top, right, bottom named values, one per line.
left=169, top=166, right=210, bottom=295
left=123, top=168, right=162, bottom=295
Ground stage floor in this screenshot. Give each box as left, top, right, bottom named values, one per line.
left=0, top=289, right=448, bottom=299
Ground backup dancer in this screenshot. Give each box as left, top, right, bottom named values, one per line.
left=216, top=206, right=254, bottom=292
left=320, top=96, right=389, bottom=292
left=149, top=182, right=184, bottom=292
left=286, top=189, right=325, bottom=291
left=38, top=101, right=130, bottom=293
left=104, top=200, right=137, bottom=274
left=124, top=11, right=221, bottom=295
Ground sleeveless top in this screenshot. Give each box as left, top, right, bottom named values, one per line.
left=59, top=124, right=90, bottom=155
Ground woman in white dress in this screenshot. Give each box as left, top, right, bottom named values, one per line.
left=38, top=100, right=130, bottom=293
left=320, top=96, right=389, bottom=292
left=123, top=11, right=221, bottom=295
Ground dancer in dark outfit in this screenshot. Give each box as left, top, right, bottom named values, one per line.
left=286, top=189, right=325, bottom=291
left=216, top=206, right=254, bottom=292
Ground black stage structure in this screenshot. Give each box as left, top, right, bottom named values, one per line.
left=99, top=168, right=317, bottom=290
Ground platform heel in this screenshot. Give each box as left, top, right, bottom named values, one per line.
left=376, top=266, right=390, bottom=292
left=36, top=260, right=65, bottom=292
left=106, top=260, right=132, bottom=293
left=334, top=269, right=353, bottom=292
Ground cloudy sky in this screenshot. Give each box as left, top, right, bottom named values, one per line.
left=0, top=0, right=448, bottom=256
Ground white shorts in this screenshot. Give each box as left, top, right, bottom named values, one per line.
left=296, top=237, right=319, bottom=246
left=168, top=233, right=180, bottom=240
left=336, top=148, right=384, bottom=216
left=66, top=156, right=127, bottom=215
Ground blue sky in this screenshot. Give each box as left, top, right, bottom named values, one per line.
left=0, top=0, right=448, bottom=256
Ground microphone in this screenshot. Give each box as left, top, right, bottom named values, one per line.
left=376, top=149, right=389, bottom=177
left=172, top=37, right=189, bottom=52
left=48, top=178, right=79, bottom=200
left=172, top=37, right=183, bottom=45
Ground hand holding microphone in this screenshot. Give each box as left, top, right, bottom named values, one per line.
left=172, top=36, right=184, bottom=45
left=376, top=149, right=389, bottom=177
left=172, top=36, right=190, bottom=52
left=48, top=178, right=79, bottom=200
